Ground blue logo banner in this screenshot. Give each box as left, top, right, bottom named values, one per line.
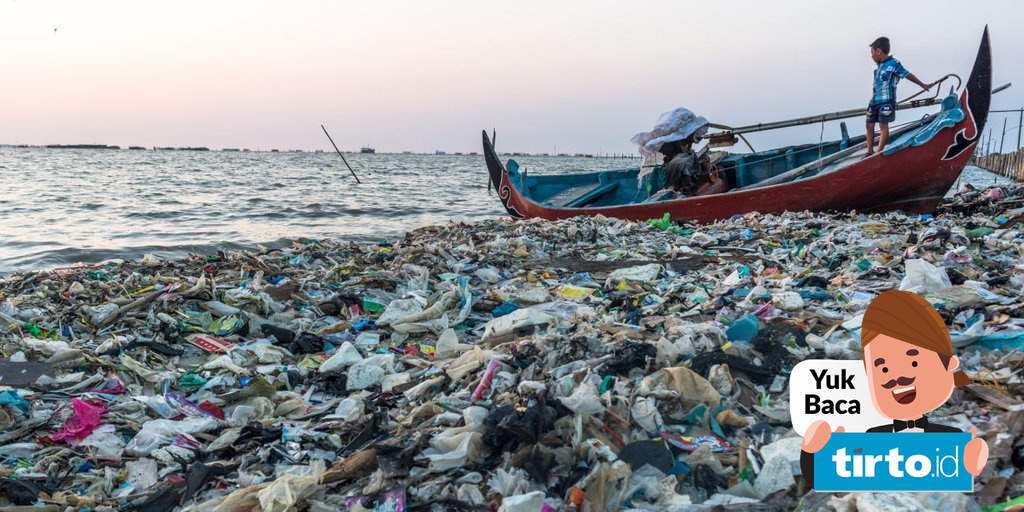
left=814, top=432, right=973, bottom=492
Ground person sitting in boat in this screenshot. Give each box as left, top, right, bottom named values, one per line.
left=630, top=108, right=713, bottom=200
left=660, top=136, right=702, bottom=195
left=662, top=141, right=729, bottom=197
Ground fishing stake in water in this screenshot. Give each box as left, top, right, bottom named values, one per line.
left=321, top=124, right=362, bottom=184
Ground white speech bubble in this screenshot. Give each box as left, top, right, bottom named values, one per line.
left=790, top=359, right=889, bottom=437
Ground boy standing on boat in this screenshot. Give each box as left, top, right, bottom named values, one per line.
left=866, top=37, right=932, bottom=156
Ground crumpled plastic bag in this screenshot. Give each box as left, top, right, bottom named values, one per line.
left=481, top=308, right=559, bottom=346
left=424, top=407, right=489, bottom=472
left=125, top=417, right=220, bottom=456
left=79, top=427, right=126, bottom=458
left=498, top=491, right=546, bottom=512
left=560, top=378, right=606, bottom=415
left=376, top=296, right=428, bottom=326
left=446, top=346, right=488, bottom=381
left=319, top=341, right=363, bottom=373
left=631, top=396, right=663, bottom=432
left=639, top=366, right=722, bottom=405
left=435, top=328, right=472, bottom=359
left=204, top=354, right=251, bottom=375
left=488, top=467, right=534, bottom=498
left=424, top=431, right=485, bottom=472
left=899, top=258, right=952, bottom=293
left=950, top=315, right=987, bottom=347
left=257, top=460, right=324, bottom=512
left=607, top=263, right=663, bottom=284
left=52, top=398, right=107, bottom=445
left=389, top=278, right=473, bottom=335
left=0, top=389, right=31, bottom=413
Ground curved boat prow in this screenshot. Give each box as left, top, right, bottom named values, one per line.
left=967, top=26, right=992, bottom=131
left=481, top=129, right=524, bottom=217
left=482, top=130, right=505, bottom=196
left=944, top=27, right=991, bottom=160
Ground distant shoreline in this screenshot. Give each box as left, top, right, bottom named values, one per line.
left=0, top=145, right=641, bottom=158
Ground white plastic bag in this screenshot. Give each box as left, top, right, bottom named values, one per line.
left=899, top=259, right=952, bottom=293
left=319, top=341, right=363, bottom=373
left=560, top=379, right=606, bottom=415
left=481, top=308, right=559, bottom=345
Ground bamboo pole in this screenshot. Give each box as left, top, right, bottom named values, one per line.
left=321, top=125, right=362, bottom=184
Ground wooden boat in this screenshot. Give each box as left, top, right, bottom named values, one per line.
left=483, top=29, right=992, bottom=223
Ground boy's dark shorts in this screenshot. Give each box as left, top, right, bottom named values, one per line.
left=866, top=102, right=895, bottom=123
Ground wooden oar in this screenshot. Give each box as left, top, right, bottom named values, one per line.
left=321, top=124, right=362, bottom=184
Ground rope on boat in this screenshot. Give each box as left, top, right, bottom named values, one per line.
left=898, top=73, right=960, bottom=105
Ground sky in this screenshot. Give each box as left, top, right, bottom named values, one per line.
left=2, top=1, right=1022, bottom=155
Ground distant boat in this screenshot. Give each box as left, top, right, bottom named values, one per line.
left=482, top=29, right=992, bottom=224
left=435, top=150, right=447, bottom=155
left=360, top=147, right=375, bottom=154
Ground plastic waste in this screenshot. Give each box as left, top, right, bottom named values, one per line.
left=725, top=314, right=760, bottom=343
left=319, top=341, right=363, bottom=372
left=499, top=491, right=546, bottom=512
left=0, top=389, right=31, bottom=413
left=346, top=363, right=385, bottom=390
left=52, top=398, right=107, bottom=445
left=481, top=308, right=559, bottom=346
left=899, top=258, right=953, bottom=293
left=0, top=184, right=1022, bottom=509
left=125, top=417, right=219, bottom=456
left=608, top=263, right=663, bottom=283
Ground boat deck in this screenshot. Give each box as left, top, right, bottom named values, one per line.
left=544, top=183, right=604, bottom=207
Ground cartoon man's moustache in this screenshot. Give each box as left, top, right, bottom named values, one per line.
left=880, top=376, right=916, bottom=389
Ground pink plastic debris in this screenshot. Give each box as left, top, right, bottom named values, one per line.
left=52, top=398, right=108, bottom=445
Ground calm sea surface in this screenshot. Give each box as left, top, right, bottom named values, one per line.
left=0, top=147, right=1014, bottom=275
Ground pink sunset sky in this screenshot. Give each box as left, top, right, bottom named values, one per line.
left=2, top=0, right=1022, bottom=154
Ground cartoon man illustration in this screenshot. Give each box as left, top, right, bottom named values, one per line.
left=800, top=289, right=989, bottom=488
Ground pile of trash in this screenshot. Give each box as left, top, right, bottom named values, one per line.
left=0, top=184, right=1023, bottom=512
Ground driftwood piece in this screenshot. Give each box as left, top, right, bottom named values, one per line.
left=321, top=448, right=379, bottom=484
left=93, top=288, right=167, bottom=328
left=964, top=384, right=1024, bottom=410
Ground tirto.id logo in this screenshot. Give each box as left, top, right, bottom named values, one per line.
left=814, top=432, right=972, bottom=491
left=832, top=446, right=959, bottom=478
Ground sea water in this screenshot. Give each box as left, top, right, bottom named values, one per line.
left=0, top=147, right=1012, bottom=275
left=0, top=148, right=636, bottom=274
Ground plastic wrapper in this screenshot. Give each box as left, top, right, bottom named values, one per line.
left=51, top=398, right=107, bottom=445
left=659, top=432, right=732, bottom=453
left=900, top=258, right=953, bottom=293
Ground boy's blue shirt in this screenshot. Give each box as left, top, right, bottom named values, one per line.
left=870, top=56, right=910, bottom=105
